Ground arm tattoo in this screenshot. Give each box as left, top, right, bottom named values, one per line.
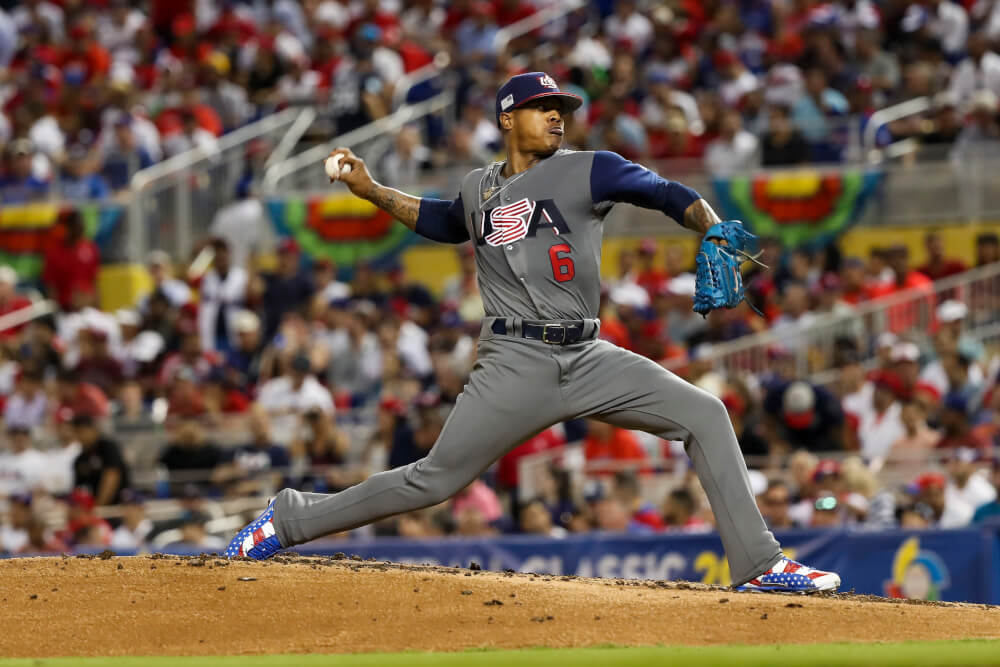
left=366, top=183, right=422, bottom=230
left=682, top=198, right=722, bottom=234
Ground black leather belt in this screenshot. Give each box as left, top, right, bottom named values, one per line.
left=490, top=318, right=596, bottom=345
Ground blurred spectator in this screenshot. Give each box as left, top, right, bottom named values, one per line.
left=72, top=414, right=130, bottom=506
left=217, top=409, right=288, bottom=498
left=764, top=380, right=845, bottom=453
left=937, top=392, right=992, bottom=450
left=704, top=109, right=759, bottom=176
left=758, top=479, right=798, bottom=530
left=614, top=471, right=664, bottom=531
left=761, top=104, right=810, bottom=166
left=971, top=460, right=1000, bottom=524
left=97, top=115, right=155, bottom=190
left=858, top=372, right=906, bottom=460
left=0, top=424, right=47, bottom=497
left=258, top=239, right=314, bottom=339
left=452, top=479, right=503, bottom=526
left=948, top=32, right=1000, bottom=105
left=59, top=145, right=111, bottom=201
left=518, top=497, right=567, bottom=538
left=224, top=310, right=265, bottom=390
left=166, top=511, right=226, bottom=550
left=197, top=238, right=248, bottom=353
left=256, top=354, right=334, bottom=444
left=583, top=420, right=648, bottom=475
left=592, top=493, right=652, bottom=534
left=0, top=139, right=48, bottom=203
left=110, top=489, right=153, bottom=551
left=2, top=369, right=47, bottom=429
left=888, top=401, right=940, bottom=469
left=662, top=487, right=710, bottom=533
left=74, top=329, right=124, bottom=399
left=946, top=447, right=997, bottom=513
left=42, top=209, right=100, bottom=310
left=0, top=494, right=32, bottom=553
left=916, top=471, right=973, bottom=528
left=142, top=251, right=191, bottom=310
left=918, top=231, right=967, bottom=280
left=62, top=487, right=113, bottom=548
left=159, top=420, right=227, bottom=496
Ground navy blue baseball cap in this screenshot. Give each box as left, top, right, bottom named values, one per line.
left=495, top=72, right=583, bottom=124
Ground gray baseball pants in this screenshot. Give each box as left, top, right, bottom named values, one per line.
left=271, top=319, right=781, bottom=585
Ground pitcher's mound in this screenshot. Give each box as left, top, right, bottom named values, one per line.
left=1, top=554, right=997, bottom=657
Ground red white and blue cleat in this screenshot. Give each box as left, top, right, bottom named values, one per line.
left=737, top=556, right=841, bottom=593
left=224, top=500, right=284, bottom=560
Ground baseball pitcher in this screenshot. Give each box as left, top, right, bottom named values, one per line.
left=227, top=72, right=840, bottom=593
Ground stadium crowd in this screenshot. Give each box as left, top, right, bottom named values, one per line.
left=5, top=0, right=1000, bottom=203
left=2, top=0, right=1000, bottom=554
left=1, top=207, right=999, bottom=553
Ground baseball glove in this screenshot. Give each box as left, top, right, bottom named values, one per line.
left=692, top=221, right=764, bottom=316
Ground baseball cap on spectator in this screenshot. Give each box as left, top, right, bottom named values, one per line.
left=379, top=396, right=407, bottom=417
left=890, top=342, right=920, bottom=364
left=54, top=406, right=75, bottom=424
left=876, top=332, right=898, bottom=350
left=782, top=381, right=815, bottom=429
left=609, top=283, right=650, bottom=309
left=233, top=309, right=260, bottom=334
left=663, top=273, right=696, bottom=297
left=116, top=309, right=141, bottom=328
left=936, top=299, right=968, bottom=323
left=872, top=370, right=905, bottom=398
left=278, top=238, right=300, bottom=255
left=950, top=447, right=981, bottom=464
left=0, top=265, right=16, bottom=285
left=915, top=472, right=946, bottom=492
left=181, top=510, right=210, bottom=526
left=10, top=492, right=32, bottom=506
left=495, top=72, right=583, bottom=125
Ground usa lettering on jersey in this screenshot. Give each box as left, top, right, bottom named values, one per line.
left=476, top=198, right=570, bottom=246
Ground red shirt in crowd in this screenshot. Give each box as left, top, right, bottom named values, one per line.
left=496, top=427, right=565, bottom=489
left=42, top=238, right=100, bottom=308
left=584, top=428, right=648, bottom=475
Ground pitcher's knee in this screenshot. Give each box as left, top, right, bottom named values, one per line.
left=404, top=459, right=464, bottom=507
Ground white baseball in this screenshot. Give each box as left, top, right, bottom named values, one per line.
left=325, top=154, right=343, bottom=180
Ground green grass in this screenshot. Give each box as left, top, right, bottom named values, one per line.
left=4, top=641, right=1000, bottom=667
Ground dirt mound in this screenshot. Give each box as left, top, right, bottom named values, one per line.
left=1, top=554, right=998, bottom=657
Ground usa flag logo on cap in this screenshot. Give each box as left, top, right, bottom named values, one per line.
left=538, top=74, right=557, bottom=88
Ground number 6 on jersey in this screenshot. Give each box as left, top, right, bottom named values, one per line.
left=548, top=243, right=575, bottom=282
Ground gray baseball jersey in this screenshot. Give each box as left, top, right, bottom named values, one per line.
left=271, top=150, right=782, bottom=585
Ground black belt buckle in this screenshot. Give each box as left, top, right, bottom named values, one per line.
left=542, top=323, right=567, bottom=344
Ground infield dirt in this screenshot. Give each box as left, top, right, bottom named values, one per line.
left=1, top=554, right=998, bottom=658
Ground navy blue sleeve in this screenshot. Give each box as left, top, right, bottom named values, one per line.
left=590, top=150, right=702, bottom=224
left=414, top=195, right=470, bottom=244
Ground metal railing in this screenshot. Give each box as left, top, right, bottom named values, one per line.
left=127, top=107, right=310, bottom=261
left=663, top=261, right=1000, bottom=383
left=261, top=91, right=456, bottom=194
